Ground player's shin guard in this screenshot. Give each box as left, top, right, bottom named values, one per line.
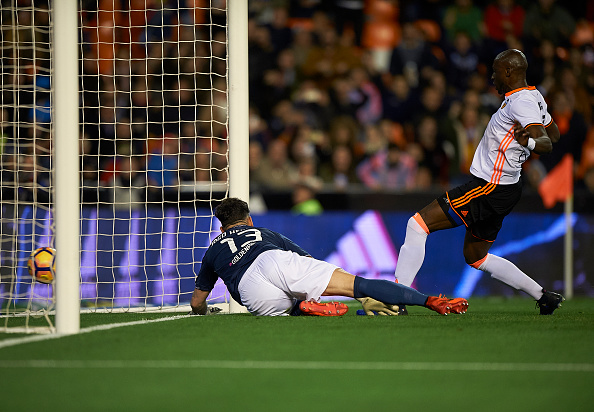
left=394, top=213, right=428, bottom=287
left=353, top=276, right=428, bottom=306
left=470, top=254, right=543, bottom=299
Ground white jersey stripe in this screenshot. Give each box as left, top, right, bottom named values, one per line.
left=490, top=126, right=514, bottom=184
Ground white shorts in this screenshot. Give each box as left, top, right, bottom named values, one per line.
left=237, top=249, right=337, bottom=316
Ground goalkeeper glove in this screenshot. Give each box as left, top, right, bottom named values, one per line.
left=356, top=297, right=400, bottom=316
left=188, top=306, right=223, bottom=316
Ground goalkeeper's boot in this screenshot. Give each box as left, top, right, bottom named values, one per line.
left=448, top=297, right=469, bottom=314
left=425, top=295, right=451, bottom=315
left=299, top=300, right=349, bottom=316
left=536, top=289, right=564, bottom=315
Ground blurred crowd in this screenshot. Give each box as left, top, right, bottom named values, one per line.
left=247, top=0, right=594, bottom=202
left=1, top=0, right=594, bottom=211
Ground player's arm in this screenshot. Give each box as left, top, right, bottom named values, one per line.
left=191, top=252, right=219, bottom=315
left=545, top=119, right=560, bottom=143
left=190, top=288, right=210, bottom=315
left=512, top=121, right=552, bottom=155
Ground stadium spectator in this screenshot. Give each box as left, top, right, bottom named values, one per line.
left=382, top=74, right=419, bottom=124
left=191, top=197, right=468, bottom=316
left=357, top=142, right=418, bottom=191
left=106, top=155, right=146, bottom=211
left=388, top=21, right=439, bottom=87
left=539, top=91, right=588, bottom=173
left=349, top=66, right=383, bottom=125
left=526, top=39, right=560, bottom=96
left=256, top=138, right=298, bottom=190
left=248, top=107, right=273, bottom=149
left=248, top=20, right=276, bottom=87
left=442, top=0, right=485, bottom=45
left=248, top=141, right=266, bottom=190
left=292, top=80, right=333, bottom=130
left=290, top=28, right=316, bottom=69
left=265, top=6, right=294, bottom=56
left=445, top=31, right=481, bottom=93
left=483, top=0, right=525, bottom=59
left=361, top=123, right=387, bottom=159
left=291, top=178, right=324, bottom=216
left=549, top=66, right=592, bottom=125
left=146, top=136, right=180, bottom=197
left=328, top=75, right=368, bottom=120
left=300, top=26, right=361, bottom=88
left=319, top=144, right=360, bottom=191
left=523, top=0, right=576, bottom=49
left=331, top=0, right=365, bottom=47
left=414, top=86, right=457, bottom=157
left=289, top=125, right=319, bottom=164
left=326, top=116, right=363, bottom=160
left=451, top=104, right=489, bottom=179
left=415, top=115, right=450, bottom=187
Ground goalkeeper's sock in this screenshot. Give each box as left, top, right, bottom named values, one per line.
left=353, top=276, right=428, bottom=306
left=471, top=254, right=543, bottom=300
left=394, top=213, right=428, bottom=287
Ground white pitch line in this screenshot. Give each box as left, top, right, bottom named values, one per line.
left=0, top=359, right=592, bottom=373
left=0, top=314, right=191, bottom=350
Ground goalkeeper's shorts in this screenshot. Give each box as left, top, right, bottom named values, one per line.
left=238, top=249, right=337, bottom=316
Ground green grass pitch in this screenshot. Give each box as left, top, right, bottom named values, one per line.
left=1, top=297, right=593, bottom=411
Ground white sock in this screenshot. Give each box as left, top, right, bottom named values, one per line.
left=476, top=254, right=544, bottom=299
left=395, top=214, right=428, bottom=287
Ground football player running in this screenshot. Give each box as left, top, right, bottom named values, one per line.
left=374, top=49, right=563, bottom=316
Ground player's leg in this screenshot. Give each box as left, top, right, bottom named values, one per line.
left=457, top=180, right=564, bottom=314
left=323, top=268, right=465, bottom=315
left=394, top=198, right=459, bottom=287
left=463, top=230, right=544, bottom=299
left=257, top=250, right=348, bottom=316
left=464, top=235, right=564, bottom=314
left=237, top=251, right=297, bottom=316
left=238, top=273, right=294, bottom=316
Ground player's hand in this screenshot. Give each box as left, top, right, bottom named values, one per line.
left=188, top=306, right=223, bottom=316
left=356, top=297, right=400, bottom=316
left=512, top=121, right=529, bottom=146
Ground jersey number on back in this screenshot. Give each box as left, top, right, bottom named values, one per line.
left=220, top=228, right=262, bottom=253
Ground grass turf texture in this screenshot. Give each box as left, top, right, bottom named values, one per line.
left=1, top=297, right=593, bottom=411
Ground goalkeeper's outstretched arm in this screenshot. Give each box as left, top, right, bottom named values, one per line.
left=190, top=288, right=211, bottom=315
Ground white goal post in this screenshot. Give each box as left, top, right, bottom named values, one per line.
left=0, top=0, right=249, bottom=334
left=54, top=0, right=80, bottom=335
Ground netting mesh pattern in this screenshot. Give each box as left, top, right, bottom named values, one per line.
left=1, top=0, right=230, bottom=319
left=1, top=1, right=55, bottom=317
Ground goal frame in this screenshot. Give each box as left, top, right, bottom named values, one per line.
left=50, top=0, right=249, bottom=334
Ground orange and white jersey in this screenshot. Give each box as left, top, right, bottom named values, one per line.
left=470, top=86, right=553, bottom=185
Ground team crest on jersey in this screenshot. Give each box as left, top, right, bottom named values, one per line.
left=501, top=101, right=507, bottom=109
left=461, top=210, right=468, bottom=217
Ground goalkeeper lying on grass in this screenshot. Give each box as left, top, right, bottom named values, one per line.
left=191, top=198, right=468, bottom=317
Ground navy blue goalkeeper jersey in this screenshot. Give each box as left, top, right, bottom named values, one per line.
left=195, top=225, right=310, bottom=304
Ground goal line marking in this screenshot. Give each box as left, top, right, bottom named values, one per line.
left=0, top=314, right=191, bottom=350
left=0, top=359, right=593, bottom=373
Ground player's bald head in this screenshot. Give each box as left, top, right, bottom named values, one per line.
left=495, top=49, right=528, bottom=74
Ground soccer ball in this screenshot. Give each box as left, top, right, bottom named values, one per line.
left=27, top=247, right=56, bottom=284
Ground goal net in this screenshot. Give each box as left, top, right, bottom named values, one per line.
left=1, top=0, right=241, bottom=333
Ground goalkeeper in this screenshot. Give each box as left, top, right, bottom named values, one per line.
left=191, top=197, right=468, bottom=316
